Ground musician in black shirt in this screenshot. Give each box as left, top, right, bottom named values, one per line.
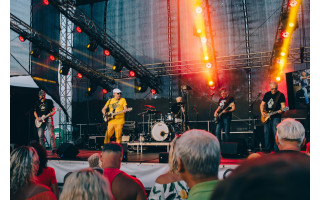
left=260, top=81, right=286, bottom=152
left=214, top=88, right=236, bottom=143
left=34, top=90, right=56, bottom=153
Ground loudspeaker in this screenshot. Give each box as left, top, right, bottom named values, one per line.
left=57, top=143, right=79, bottom=159
left=121, top=143, right=128, bottom=162
left=88, top=139, right=95, bottom=149
left=159, top=152, right=169, bottom=163
left=221, top=141, right=248, bottom=158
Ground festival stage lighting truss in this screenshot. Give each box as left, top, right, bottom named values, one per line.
left=10, top=13, right=115, bottom=92
left=98, top=47, right=309, bottom=79
left=47, top=0, right=162, bottom=92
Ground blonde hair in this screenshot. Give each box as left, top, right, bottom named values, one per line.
left=10, top=146, right=39, bottom=195
left=60, top=168, right=112, bottom=200
left=88, top=153, right=100, bottom=168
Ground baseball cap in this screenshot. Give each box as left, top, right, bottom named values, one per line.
left=113, top=88, right=122, bottom=93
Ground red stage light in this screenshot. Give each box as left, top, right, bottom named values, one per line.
left=76, top=26, right=82, bottom=33
left=102, top=89, right=108, bottom=94
left=208, top=81, right=214, bottom=86
left=77, top=73, right=83, bottom=79
left=49, top=55, right=55, bottom=61
left=209, top=86, right=216, bottom=90
left=289, top=0, right=297, bottom=7
left=150, top=89, right=156, bottom=95
left=43, top=0, right=49, bottom=5
left=281, top=31, right=289, bottom=38
left=18, top=36, right=25, bottom=42
left=206, top=63, right=212, bottom=69
left=129, top=71, right=135, bottom=77
left=104, top=49, right=110, bottom=56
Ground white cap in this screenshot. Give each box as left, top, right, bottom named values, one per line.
left=113, top=88, right=122, bottom=93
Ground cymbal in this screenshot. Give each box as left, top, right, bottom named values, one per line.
left=144, top=105, right=156, bottom=109
left=147, top=110, right=161, bottom=114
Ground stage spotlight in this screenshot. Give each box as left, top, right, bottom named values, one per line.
left=60, top=66, right=70, bottom=75
left=129, top=71, right=136, bottom=77
left=289, top=22, right=295, bottom=27
left=49, top=55, right=55, bottom=61
left=195, top=6, right=202, bottom=14
left=76, top=26, right=82, bottom=33
left=87, top=39, right=98, bottom=52
left=19, top=36, right=25, bottom=42
left=112, top=62, right=124, bottom=72
left=197, top=29, right=202, bottom=34
left=204, top=56, right=209, bottom=61
left=280, top=52, right=286, bottom=56
left=87, top=83, right=97, bottom=96
left=102, top=89, right=108, bottom=94
left=281, top=31, right=289, bottom=38
left=206, top=63, right=212, bottom=69
left=135, top=79, right=148, bottom=93
left=201, top=37, right=207, bottom=43
left=288, top=0, right=297, bottom=7
left=104, top=49, right=110, bottom=56
left=276, top=77, right=281, bottom=82
left=43, top=0, right=49, bottom=5
left=150, top=89, right=157, bottom=95
left=208, top=80, right=214, bottom=87
left=77, top=73, right=83, bottom=79
left=30, top=49, right=41, bottom=58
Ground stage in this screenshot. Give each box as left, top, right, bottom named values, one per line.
left=47, top=149, right=244, bottom=189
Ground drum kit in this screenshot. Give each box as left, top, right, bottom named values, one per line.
left=137, top=105, right=183, bottom=142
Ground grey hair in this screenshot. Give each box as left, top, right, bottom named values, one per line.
left=270, top=81, right=278, bottom=87
left=175, top=129, right=220, bottom=178
left=60, top=168, right=113, bottom=200
left=276, top=118, right=305, bottom=146
left=88, top=153, right=100, bottom=168
left=10, top=146, right=39, bottom=195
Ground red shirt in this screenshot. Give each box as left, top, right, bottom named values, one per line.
left=35, top=167, right=57, bottom=188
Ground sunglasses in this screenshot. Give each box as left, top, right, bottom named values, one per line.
left=270, top=88, right=278, bottom=90
left=117, top=93, right=121, bottom=94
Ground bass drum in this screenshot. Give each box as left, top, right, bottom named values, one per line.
left=151, top=122, right=169, bottom=141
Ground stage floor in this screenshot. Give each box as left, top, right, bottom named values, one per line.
left=47, top=148, right=246, bottom=165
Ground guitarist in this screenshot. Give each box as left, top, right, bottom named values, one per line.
left=260, top=81, right=286, bottom=153
left=34, top=90, right=56, bottom=153
left=214, top=88, right=236, bottom=144
left=101, top=88, right=128, bottom=144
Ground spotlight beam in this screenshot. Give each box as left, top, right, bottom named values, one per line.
left=10, top=13, right=114, bottom=91
left=47, top=0, right=161, bottom=92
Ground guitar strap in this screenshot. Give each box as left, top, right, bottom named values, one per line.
left=271, top=92, right=281, bottom=111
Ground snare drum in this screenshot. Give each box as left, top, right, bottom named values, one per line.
left=151, top=122, right=169, bottom=141
left=165, top=113, right=174, bottom=122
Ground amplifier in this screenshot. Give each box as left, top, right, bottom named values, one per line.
left=88, top=136, right=105, bottom=150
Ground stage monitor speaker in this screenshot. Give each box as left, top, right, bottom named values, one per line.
left=88, top=139, right=95, bottom=149
left=159, top=152, right=169, bottom=163
left=95, top=136, right=105, bottom=150
left=57, top=143, right=79, bottom=159
left=221, top=142, right=248, bottom=158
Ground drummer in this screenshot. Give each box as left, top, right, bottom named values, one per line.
left=171, top=96, right=185, bottom=120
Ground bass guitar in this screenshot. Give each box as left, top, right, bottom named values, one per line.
left=35, top=108, right=61, bottom=128
left=261, top=107, right=289, bottom=124
left=214, top=102, right=234, bottom=124
left=103, top=108, right=133, bottom=122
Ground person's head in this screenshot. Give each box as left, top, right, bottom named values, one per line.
left=113, top=88, right=122, bottom=100
left=219, top=88, right=228, bottom=98
left=302, top=71, right=306, bottom=76
left=176, top=96, right=183, bottom=103
left=100, top=142, right=123, bottom=169
left=60, top=168, right=113, bottom=200
left=175, top=129, right=220, bottom=181
left=210, top=152, right=310, bottom=200
left=39, top=90, right=46, bottom=100
left=276, top=118, right=306, bottom=151
left=269, top=81, right=278, bottom=94
left=88, top=153, right=101, bottom=168
left=10, top=146, right=39, bottom=195
left=30, top=142, right=48, bottom=175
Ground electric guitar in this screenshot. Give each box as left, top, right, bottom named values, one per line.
left=261, top=107, right=289, bottom=124
left=214, top=102, right=234, bottom=124
left=103, top=108, right=132, bottom=122
left=35, top=108, right=61, bottom=128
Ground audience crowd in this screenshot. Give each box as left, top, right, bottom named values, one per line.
left=10, top=118, right=310, bottom=200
